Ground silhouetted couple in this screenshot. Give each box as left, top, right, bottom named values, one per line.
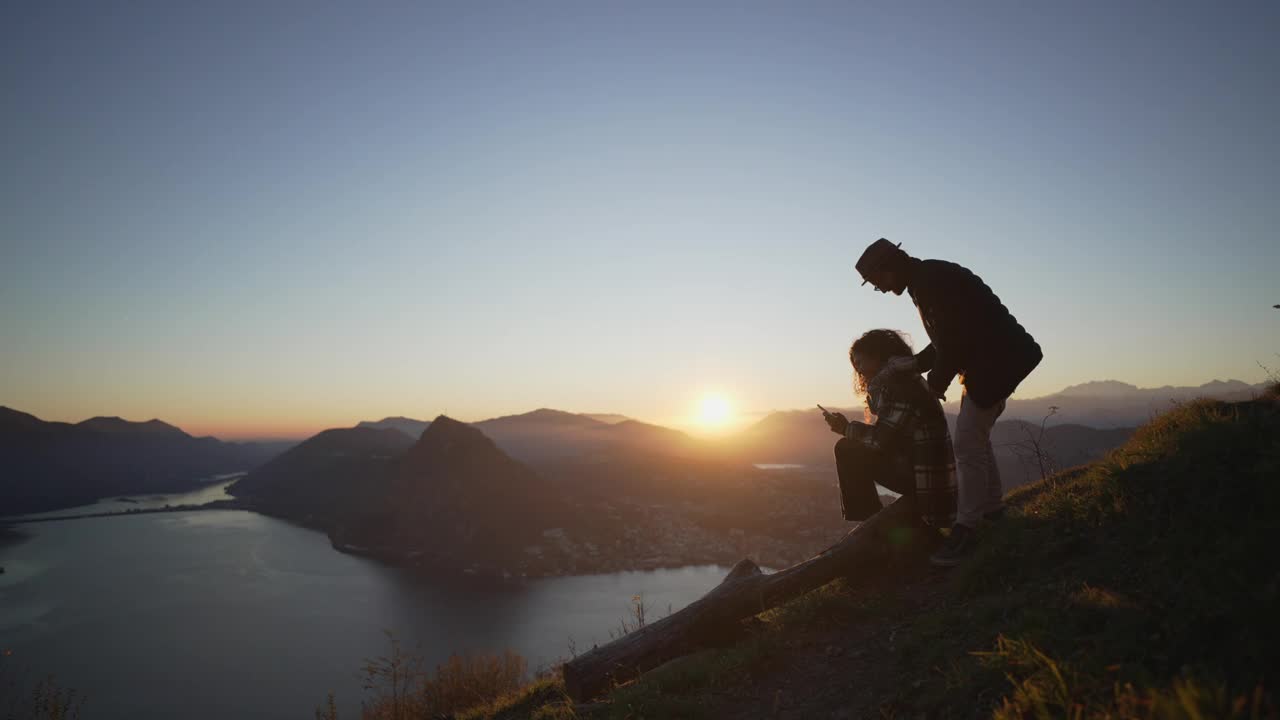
left=826, top=239, right=1042, bottom=567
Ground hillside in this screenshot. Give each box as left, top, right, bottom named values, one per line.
left=0, top=406, right=283, bottom=516
left=458, top=392, right=1279, bottom=719
left=234, top=416, right=635, bottom=577
left=989, top=420, right=1135, bottom=486
left=226, top=426, right=415, bottom=526
left=341, top=416, right=580, bottom=576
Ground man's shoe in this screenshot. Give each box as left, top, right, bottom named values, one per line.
left=929, top=524, right=976, bottom=568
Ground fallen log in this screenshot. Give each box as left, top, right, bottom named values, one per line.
left=562, top=497, right=918, bottom=702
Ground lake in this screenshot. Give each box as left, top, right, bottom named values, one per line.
left=0, top=495, right=729, bottom=719
left=8, top=475, right=248, bottom=521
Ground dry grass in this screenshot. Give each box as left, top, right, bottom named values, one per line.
left=982, top=635, right=1274, bottom=720
left=317, top=633, right=528, bottom=720
left=895, top=398, right=1280, bottom=717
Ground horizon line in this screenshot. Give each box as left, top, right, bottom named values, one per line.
left=5, top=375, right=1269, bottom=442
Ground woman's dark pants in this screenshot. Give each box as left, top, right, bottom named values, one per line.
left=834, top=437, right=915, bottom=522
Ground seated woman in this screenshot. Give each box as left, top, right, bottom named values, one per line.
left=825, top=329, right=957, bottom=530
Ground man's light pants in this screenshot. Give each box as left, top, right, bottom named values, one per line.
left=954, top=392, right=1007, bottom=529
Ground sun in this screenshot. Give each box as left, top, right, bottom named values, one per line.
left=697, top=393, right=733, bottom=428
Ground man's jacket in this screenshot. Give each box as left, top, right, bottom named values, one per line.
left=908, top=259, right=1042, bottom=408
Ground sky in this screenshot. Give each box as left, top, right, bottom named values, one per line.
left=2, top=1, right=1278, bottom=439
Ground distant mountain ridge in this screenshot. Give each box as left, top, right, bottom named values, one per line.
left=356, top=416, right=431, bottom=439
left=582, top=413, right=632, bottom=425
left=350, top=409, right=703, bottom=469
left=988, top=378, right=1268, bottom=428
left=1055, top=378, right=1256, bottom=398
left=0, top=406, right=285, bottom=516
left=345, top=404, right=703, bottom=456
left=337, top=377, right=1265, bottom=494
left=348, top=379, right=1265, bottom=455
left=76, top=416, right=187, bottom=436
left=742, top=378, right=1266, bottom=429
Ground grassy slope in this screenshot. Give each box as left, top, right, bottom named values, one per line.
left=462, top=395, right=1280, bottom=719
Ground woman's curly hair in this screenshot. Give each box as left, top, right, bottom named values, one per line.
left=849, top=329, right=914, bottom=396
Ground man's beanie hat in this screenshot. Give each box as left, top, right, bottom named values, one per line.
left=856, top=238, right=906, bottom=285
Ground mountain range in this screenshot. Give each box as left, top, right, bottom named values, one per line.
left=2, top=377, right=1264, bottom=529
left=0, top=406, right=283, bottom=516
left=220, top=389, right=1168, bottom=576
left=229, top=411, right=851, bottom=577
left=968, top=379, right=1268, bottom=428
left=232, top=416, right=630, bottom=576
left=359, top=409, right=697, bottom=464
left=349, top=379, right=1266, bottom=469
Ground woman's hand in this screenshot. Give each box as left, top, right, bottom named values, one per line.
left=825, top=412, right=850, bottom=435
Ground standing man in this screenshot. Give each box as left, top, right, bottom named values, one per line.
left=855, top=238, right=1042, bottom=566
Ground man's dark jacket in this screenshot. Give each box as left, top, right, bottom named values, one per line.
left=908, top=259, right=1042, bottom=408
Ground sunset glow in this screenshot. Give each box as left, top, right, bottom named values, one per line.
left=2, top=5, right=1277, bottom=719
left=696, top=393, right=733, bottom=429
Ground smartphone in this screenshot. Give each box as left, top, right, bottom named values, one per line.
left=817, top=403, right=831, bottom=416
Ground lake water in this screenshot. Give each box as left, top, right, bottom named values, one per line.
left=0, top=502, right=729, bottom=719
left=5, top=476, right=247, bottom=521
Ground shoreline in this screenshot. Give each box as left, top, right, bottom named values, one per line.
left=1, top=474, right=248, bottom=523
left=0, top=524, right=28, bottom=548
left=3, top=499, right=249, bottom=525
left=328, top=537, right=748, bottom=584
left=4, top=502, right=755, bottom=583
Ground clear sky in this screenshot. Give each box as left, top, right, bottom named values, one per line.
left=3, top=1, right=1277, bottom=439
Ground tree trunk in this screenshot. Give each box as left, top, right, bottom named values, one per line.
left=561, top=497, right=917, bottom=702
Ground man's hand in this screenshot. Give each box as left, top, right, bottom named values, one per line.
left=825, top=412, right=850, bottom=435
left=926, top=370, right=950, bottom=401
left=884, top=356, right=918, bottom=374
